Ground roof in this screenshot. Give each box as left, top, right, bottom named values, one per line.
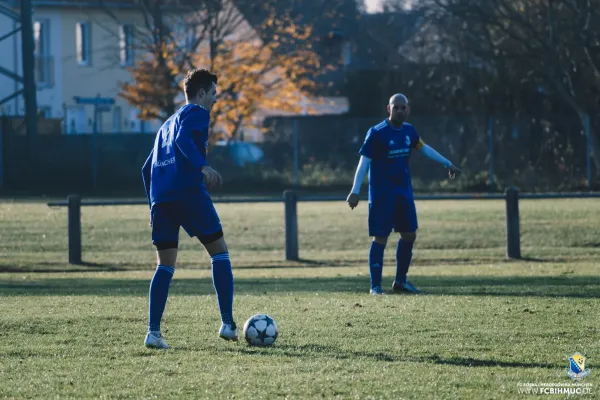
left=235, top=0, right=360, bottom=38
left=349, top=10, right=426, bottom=70
left=233, top=0, right=360, bottom=96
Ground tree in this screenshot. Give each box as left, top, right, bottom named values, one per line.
left=98, top=0, right=202, bottom=121
left=379, top=0, right=414, bottom=12
left=103, top=0, right=327, bottom=140
left=432, top=0, right=600, bottom=176
left=194, top=10, right=324, bottom=140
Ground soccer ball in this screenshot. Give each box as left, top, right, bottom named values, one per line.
left=243, top=313, right=278, bottom=346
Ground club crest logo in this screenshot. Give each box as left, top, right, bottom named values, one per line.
left=566, top=353, right=591, bottom=381
left=405, top=136, right=411, bottom=146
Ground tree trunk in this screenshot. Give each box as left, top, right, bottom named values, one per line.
left=209, top=37, right=216, bottom=71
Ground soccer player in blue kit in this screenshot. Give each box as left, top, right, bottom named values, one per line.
left=347, top=94, right=460, bottom=295
left=141, top=69, right=237, bottom=349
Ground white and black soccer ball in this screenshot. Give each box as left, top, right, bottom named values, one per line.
left=243, top=314, right=278, bottom=346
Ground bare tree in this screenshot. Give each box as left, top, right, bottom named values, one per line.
left=94, top=0, right=326, bottom=141
left=432, top=0, right=600, bottom=175
left=92, top=0, right=250, bottom=121
left=380, top=0, right=414, bottom=12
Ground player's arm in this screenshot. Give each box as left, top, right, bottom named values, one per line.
left=141, top=149, right=153, bottom=209
left=348, top=129, right=379, bottom=209
left=175, top=113, right=209, bottom=170
left=416, top=139, right=450, bottom=167
left=347, top=155, right=370, bottom=210
left=351, top=156, right=371, bottom=194
left=175, top=111, right=221, bottom=187
left=416, top=139, right=461, bottom=178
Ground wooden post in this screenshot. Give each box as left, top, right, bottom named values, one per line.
left=505, top=186, right=521, bottom=259
left=283, top=190, right=299, bottom=261
left=68, top=194, right=82, bottom=264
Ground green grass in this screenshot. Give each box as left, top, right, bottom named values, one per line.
left=0, top=199, right=599, bottom=399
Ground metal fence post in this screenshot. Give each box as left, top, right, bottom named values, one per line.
left=584, top=113, right=592, bottom=191
left=283, top=190, right=299, bottom=261
left=68, top=194, right=82, bottom=264
left=92, top=104, right=98, bottom=190
left=21, top=0, right=37, bottom=140
left=488, top=117, right=495, bottom=192
left=505, top=186, right=521, bottom=259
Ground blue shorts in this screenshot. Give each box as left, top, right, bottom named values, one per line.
left=368, top=200, right=418, bottom=237
left=151, top=197, right=222, bottom=246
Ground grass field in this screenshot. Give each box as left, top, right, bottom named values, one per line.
left=1, top=199, right=599, bottom=399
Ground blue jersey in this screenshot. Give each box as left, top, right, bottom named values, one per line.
left=359, top=119, right=423, bottom=203
left=142, top=104, right=210, bottom=208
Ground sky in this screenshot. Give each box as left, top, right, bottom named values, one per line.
left=364, top=0, right=384, bottom=12
left=363, top=0, right=413, bottom=12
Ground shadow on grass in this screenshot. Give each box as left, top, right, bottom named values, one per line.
left=201, top=344, right=557, bottom=369
left=425, top=355, right=557, bottom=369
left=1, top=275, right=599, bottom=298
left=0, top=255, right=565, bottom=274
left=0, top=262, right=132, bottom=273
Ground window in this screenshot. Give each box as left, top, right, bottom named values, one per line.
left=76, top=22, right=91, bottom=66
left=34, top=20, right=49, bottom=56
left=179, top=23, right=197, bottom=51
left=33, top=20, right=53, bottom=87
left=119, top=24, right=134, bottom=66
left=173, top=18, right=196, bottom=51
left=65, top=106, right=86, bottom=134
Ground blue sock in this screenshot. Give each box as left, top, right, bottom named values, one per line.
left=369, top=241, right=385, bottom=288
left=148, top=265, right=175, bottom=333
left=395, top=240, right=414, bottom=284
left=211, top=252, right=234, bottom=325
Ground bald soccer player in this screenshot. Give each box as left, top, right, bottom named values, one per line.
left=347, top=94, right=461, bottom=295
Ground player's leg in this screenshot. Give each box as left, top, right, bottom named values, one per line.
left=392, top=201, right=421, bottom=294
left=180, top=199, right=237, bottom=341
left=368, top=203, right=394, bottom=295
left=202, top=235, right=237, bottom=341
left=145, top=203, right=180, bottom=349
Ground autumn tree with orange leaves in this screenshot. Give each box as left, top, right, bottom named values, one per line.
left=115, top=0, right=326, bottom=140
left=196, top=13, right=325, bottom=140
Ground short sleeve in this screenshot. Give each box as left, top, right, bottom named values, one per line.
left=409, top=126, right=424, bottom=150
left=180, top=106, right=209, bottom=131
left=359, top=128, right=383, bottom=159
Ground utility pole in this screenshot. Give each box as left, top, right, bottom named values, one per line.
left=21, top=0, right=38, bottom=139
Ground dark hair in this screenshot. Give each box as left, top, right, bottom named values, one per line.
left=183, top=69, right=218, bottom=99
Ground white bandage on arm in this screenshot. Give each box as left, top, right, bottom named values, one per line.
left=351, top=156, right=371, bottom=194
left=420, top=144, right=452, bottom=167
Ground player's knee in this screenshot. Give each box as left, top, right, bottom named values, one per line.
left=197, top=229, right=224, bottom=246
left=400, top=232, right=417, bottom=243
left=156, top=247, right=178, bottom=267
left=153, top=241, right=178, bottom=251
left=201, top=233, right=228, bottom=256
left=373, top=236, right=388, bottom=246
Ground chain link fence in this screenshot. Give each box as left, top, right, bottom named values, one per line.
left=0, top=114, right=595, bottom=195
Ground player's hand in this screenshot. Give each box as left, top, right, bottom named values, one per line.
left=448, top=164, right=461, bottom=179
left=201, top=166, right=223, bottom=188
left=347, top=193, right=359, bottom=209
